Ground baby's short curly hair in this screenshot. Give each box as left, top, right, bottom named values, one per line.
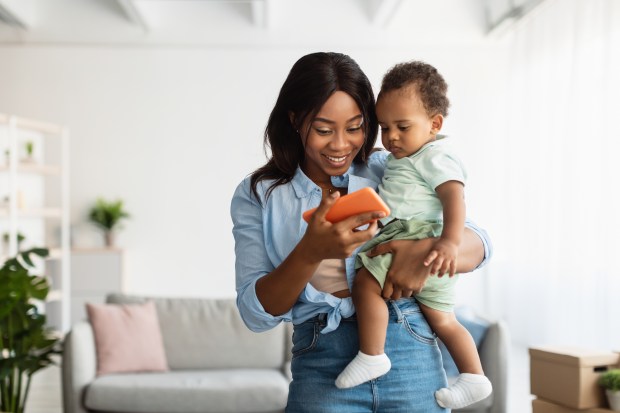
left=379, top=61, right=450, bottom=117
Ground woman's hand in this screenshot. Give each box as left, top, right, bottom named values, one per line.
left=365, top=228, right=485, bottom=300
left=256, top=191, right=385, bottom=316
left=300, top=191, right=385, bottom=263
left=366, top=238, right=436, bottom=300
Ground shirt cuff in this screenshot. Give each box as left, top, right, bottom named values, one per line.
left=464, top=218, right=493, bottom=270
left=237, top=278, right=292, bottom=332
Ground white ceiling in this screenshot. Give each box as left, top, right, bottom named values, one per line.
left=0, top=0, right=546, bottom=47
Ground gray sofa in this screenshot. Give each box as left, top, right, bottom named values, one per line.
left=451, top=310, right=510, bottom=413
left=62, top=294, right=508, bottom=413
left=62, top=294, right=292, bottom=413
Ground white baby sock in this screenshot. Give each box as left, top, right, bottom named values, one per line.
left=335, top=351, right=391, bottom=389
left=434, top=373, right=493, bottom=409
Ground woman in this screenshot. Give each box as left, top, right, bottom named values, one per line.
left=231, top=52, right=491, bottom=412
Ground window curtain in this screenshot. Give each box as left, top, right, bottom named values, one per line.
left=484, top=0, right=620, bottom=348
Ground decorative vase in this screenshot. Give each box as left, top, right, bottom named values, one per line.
left=104, top=231, right=114, bottom=248
left=607, top=389, right=620, bottom=411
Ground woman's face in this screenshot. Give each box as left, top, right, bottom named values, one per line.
left=299, top=91, right=365, bottom=185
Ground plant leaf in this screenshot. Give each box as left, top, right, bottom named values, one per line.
left=29, top=248, right=49, bottom=258
left=0, top=248, right=62, bottom=410
left=21, top=251, right=34, bottom=267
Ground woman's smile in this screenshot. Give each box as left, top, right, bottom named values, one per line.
left=323, top=153, right=350, bottom=167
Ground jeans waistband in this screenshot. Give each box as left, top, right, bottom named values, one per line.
left=311, top=297, right=417, bottom=324
left=311, top=312, right=354, bottom=323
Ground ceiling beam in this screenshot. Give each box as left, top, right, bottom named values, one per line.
left=0, top=0, right=35, bottom=29
left=486, top=0, right=549, bottom=36
left=368, top=0, right=403, bottom=28
left=116, top=0, right=150, bottom=32
left=251, top=0, right=271, bottom=29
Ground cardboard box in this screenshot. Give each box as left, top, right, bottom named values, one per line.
left=532, top=398, right=613, bottom=413
left=530, top=346, right=619, bottom=409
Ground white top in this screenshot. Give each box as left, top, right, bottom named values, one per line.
left=309, top=259, right=348, bottom=294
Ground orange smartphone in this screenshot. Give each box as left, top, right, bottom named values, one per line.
left=302, top=187, right=390, bottom=223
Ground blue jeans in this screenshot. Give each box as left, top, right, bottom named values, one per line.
left=287, top=298, right=448, bottom=413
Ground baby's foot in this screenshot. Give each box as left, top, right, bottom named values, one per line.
left=335, top=351, right=391, bottom=389
left=435, top=373, right=492, bottom=409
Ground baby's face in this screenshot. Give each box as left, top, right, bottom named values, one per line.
left=376, top=88, right=438, bottom=159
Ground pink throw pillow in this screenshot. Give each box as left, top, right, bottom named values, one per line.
left=86, top=301, right=168, bottom=376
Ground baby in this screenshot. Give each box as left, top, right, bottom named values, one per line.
left=336, top=61, right=493, bottom=410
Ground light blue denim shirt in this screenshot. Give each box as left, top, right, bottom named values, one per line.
left=231, top=150, right=492, bottom=334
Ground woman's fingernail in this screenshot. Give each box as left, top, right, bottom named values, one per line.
left=375, top=212, right=386, bottom=218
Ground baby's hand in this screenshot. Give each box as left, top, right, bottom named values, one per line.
left=423, top=238, right=459, bottom=277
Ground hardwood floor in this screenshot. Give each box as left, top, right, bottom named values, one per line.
left=25, top=360, right=63, bottom=413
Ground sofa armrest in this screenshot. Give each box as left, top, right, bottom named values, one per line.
left=282, top=323, right=293, bottom=382
left=479, top=320, right=510, bottom=413
left=62, top=321, right=97, bottom=413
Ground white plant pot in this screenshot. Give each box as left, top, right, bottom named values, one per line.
left=607, top=389, right=620, bottom=411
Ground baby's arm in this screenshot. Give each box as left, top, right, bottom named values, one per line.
left=424, top=180, right=465, bottom=277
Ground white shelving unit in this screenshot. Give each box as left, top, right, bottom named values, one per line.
left=0, top=113, right=70, bottom=333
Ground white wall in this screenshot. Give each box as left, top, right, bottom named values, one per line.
left=0, top=43, right=508, bottom=299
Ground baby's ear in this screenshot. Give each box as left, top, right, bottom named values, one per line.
left=431, top=114, right=444, bottom=134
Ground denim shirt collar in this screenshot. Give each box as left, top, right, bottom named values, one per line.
left=291, top=164, right=377, bottom=198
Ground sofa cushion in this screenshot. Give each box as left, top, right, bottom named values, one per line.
left=84, top=369, right=289, bottom=413
left=106, top=294, right=287, bottom=370
left=86, top=301, right=168, bottom=376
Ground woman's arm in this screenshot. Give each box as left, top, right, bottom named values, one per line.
left=257, top=191, right=385, bottom=314
left=253, top=240, right=322, bottom=317
left=365, top=226, right=487, bottom=300
left=456, top=226, right=486, bottom=272
left=232, top=182, right=384, bottom=326
left=232, top=179, right=286, bottom=332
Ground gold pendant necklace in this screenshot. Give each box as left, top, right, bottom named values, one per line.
left=317, top=182, right=344, bottom=195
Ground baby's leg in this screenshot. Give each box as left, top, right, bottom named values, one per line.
left=335, top=268, right=390, bottom=389
left=419, top=304, right=492, bottom=409
left=421, top=305, right=482, bottom=374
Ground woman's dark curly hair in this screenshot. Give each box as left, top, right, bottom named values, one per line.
left=379, top=61, right=450, bottom=117
left=250, top=52, right=378, bottom=202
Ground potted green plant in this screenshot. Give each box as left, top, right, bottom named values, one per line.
left=2, top=232, right=26, bottom=252
left=88, top=198, right=130, bottom=247
left=23, top=142, right=34, bottom=162
left=600, top=369, right=620, bottom=411
left=0, top=248, right=61, bottom=413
